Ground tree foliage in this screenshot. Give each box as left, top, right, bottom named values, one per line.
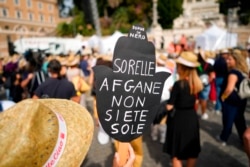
left=238, top=0, right=250, bottom=25
left=97, top=0, right=152, bottom=34
left=218, top=0, right=250, bottom=25
left=59, top=0, right=185, bottom=35
left=158, top=0, right=183, bottom=29
left=56, top=22, right=72, bottom=36
left=56, top=8, right=95, bottom=37
left=73, top=0, right=93, bottom=24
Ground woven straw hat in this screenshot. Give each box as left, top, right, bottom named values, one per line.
left=67, top=54, right=80, bottom=67
left=82, top=47, right=92, bottom=55
left=0, top=99, right=94, bottom=167
left=56, top=56, right=68, bottom=66
left=220, top=48, right=229, bottom=54
left=198, top=50, right=208, bottom=62
left=175, top=51, right=200, bottom=67
left=204, top=51, right=216, bottom=59
left=156, top=52, right=168, bottom=66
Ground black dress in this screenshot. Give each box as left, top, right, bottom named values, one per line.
left=163, top=80, right=201, bottom=160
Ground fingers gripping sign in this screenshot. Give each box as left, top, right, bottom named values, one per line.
left=93, top=25, right=170, bottom=142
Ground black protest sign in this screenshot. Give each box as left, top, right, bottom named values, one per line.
left=93, top=25, right=170, bottom=142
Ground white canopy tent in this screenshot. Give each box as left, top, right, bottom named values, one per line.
left=13, top=31, right=125, bottom=55
left=77, top=31, right=124, bottom=54
left=14, top=37, right=85, bottom=54
left=195, top=25, right=238, bottom=51
left=100, top=31, right=124, bottom=54
left=87, top=34, right=102, bottom=49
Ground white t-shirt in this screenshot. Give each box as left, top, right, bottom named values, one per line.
left=155, top=66, right=174, bottom=102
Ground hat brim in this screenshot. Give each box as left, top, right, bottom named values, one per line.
left=68, top=59, right=80, bottom=66
left=175, top=56, right=200, bottom=67
left=0, top=99, right=94, bottom=167
left=39, top=99, right=94, bottom=166
left=221, top=50, right=229, bottom=54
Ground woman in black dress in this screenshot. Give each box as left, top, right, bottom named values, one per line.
left=163, top=52, right=203, bottom=167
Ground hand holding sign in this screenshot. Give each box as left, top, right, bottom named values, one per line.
left=93, top=25, right=170, bottom=142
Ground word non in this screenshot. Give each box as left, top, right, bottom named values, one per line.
left=111, top=95, right=145, bottom=108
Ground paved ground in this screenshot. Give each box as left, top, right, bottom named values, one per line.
left=81, top=100, right=250, bottom=167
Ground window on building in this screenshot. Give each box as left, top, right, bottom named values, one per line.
left=1, top=8, right=8, bottom=17
left=50, top=16, right=54, bottom=23
left=14, top=0, right=19, bottom=5
left=28, top=13, right=33, bottom=20
left=48, top=4, right=53, bottom=11
left=16, top=11, right=22, bottom=19
left=40, top=14, right=44, bottom=22
left=30, top=27, right=34, bottom=31
left=4, top=25, right=9, bottom=30
left=38, top=2, right=43, bottom=9
left=27, top=0, right=31, bottom=7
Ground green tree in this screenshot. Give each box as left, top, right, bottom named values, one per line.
left=238, top=0, right=250, bottom=25
left=98, top=0, right=152, bottom=33
left=158, top=0, right=183, bottom=29
left=111, top=7, right=130, bottom=33
left=125, top=0, right=153, bottom=28
left=56, top=8, right=95, bottom=37
left=73, top=0, right=93, bottom=24
left=218, top=0, right=250, bottom=25
left=72, top=0, right=185, bottom=35
left=107, top=0, right=123, bottom=8
left=56, top=22, right=72, bottom=36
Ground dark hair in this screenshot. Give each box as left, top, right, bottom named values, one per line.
left=47, top=59, right=61, bottom=75
left=95, top=58, right=112, bottom=68
left=24, top=49, right=44, bottom=71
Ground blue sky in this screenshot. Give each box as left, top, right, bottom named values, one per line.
left=64, top=0, right=74, bottom=8
left=60, top=0, right=74, bottom=17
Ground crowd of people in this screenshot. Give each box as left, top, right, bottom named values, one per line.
left=154, top=36, right=250, bottom=167
left=0, top=34, right=250, bottom=167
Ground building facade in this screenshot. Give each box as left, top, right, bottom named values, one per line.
left=0, top=0, right=60, bottom=56
left=174, top=0, right=225, bottom=29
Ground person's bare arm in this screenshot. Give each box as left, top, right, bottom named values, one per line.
left=71, top=95, right=80, bottom=103
left=209, top=71, right=216, bottom=82
left=113, top=144, right=135, bottom=167
left=21, top=73, right=33, bottom=88
left=32, top=95, right=39, bottom=99
left=166, top=104, right=174, bottom=112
